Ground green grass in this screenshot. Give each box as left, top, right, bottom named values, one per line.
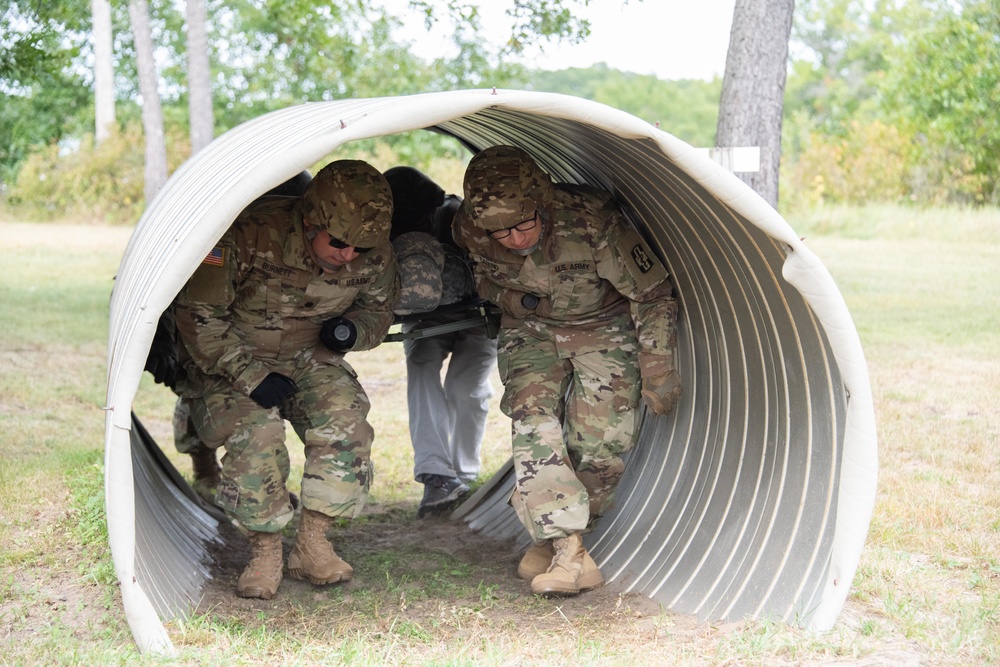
left=1, top=206, right=999, bottom=665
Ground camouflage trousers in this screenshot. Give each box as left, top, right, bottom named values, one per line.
left=172, top=396, right=207, bottom=455
left=192, top=359, right=374, bottom=533
left=497, top=329, right=642, bottom=542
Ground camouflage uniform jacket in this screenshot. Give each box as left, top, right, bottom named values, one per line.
left=455, top=183, right=676, bottom=372
left=176, top=197, right=400, bottom=395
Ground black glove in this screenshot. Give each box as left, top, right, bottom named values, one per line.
left=144, top=319, right=183, bottom=390
left=320, top=316, right=358, bottom=351
left=144, top=346, right=182, bottom=389
left=249, top=372, right=298, bottom=409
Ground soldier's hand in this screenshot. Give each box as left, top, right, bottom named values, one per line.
left=320, top=316, right=358, bottom=351
left=144, top=339, right=182, bottom=390
left=249, top=372, right=298, bottom=409
left=641, top=369, right=682, bottom=415
left=145, top=354, right=185, bottom=391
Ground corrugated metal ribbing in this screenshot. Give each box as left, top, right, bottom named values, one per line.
left=105, top=90, right=876, bottom=653
left=130, top=414, right=223, bottom=619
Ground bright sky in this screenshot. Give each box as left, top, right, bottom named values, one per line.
left=380, top=0, right=736, bottom=81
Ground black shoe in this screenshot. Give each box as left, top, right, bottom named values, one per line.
left=417, top=475, right=470, bottom=518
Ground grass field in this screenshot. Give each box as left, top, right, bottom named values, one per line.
left=0, top=205, right=998, bottom=665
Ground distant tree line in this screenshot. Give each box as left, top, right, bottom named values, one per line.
left=1, top=0, right=996, bottom=224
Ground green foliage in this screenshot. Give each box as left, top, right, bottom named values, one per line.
left=0, top=79, right=93, bottom=187
left=786, top=0, right=909, bottom=135
left=410, top=0, right=593, bottom=55
left=4, top=122, right=190, bottom=224
left=881, top=0, right=1000, bottom=203
left=7, top=0, right=1000, bottom=212
left=66, top=458, right=116, bottom=587
left=505, top=0, right=592, bottom=52
left=0, top=1, right=93, bottom=184
left=782, top=0, right=1000, bottom=208
left=781, top=119, right=917, bottom=209
left=522, top=64, right=721, bottom=147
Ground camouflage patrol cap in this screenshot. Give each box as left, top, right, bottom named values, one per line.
left=463, top=145, right=552, bottom=232
left=301, top=160, right=393, bottom=248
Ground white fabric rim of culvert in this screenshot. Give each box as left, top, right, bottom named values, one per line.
left=105, top=89, right=877, bottom=654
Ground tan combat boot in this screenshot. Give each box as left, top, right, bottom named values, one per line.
left=518, top=539, right=604, bottom=591
left=288, top=508, right=353, bottom=585
left=236, top=531, right=283, bottom=599
left=189, top=444, right=221, bottom=504
left=530, top=532, right=604, bottom=596
left=517, top=541, right=554, bottom=580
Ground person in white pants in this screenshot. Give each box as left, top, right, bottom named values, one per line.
left=385, top=166, right=498, bottom=517
left=404, top=316, right=496, bottom=489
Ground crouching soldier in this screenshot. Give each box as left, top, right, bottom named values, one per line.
left=174, top=160, right=399, bottom=599
left=144, top=171, right=314, bottom=505
left=453, top=146, right=682, bottom=597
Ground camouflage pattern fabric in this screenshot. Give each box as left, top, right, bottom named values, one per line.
left=454, top=157, right=679, bottom=540
left=301, top=160, right=393, bottom=249
left=385, top=169, right=497, bottom=488
left=191, top=358, right=374, bottom=532
left=455, top=181, right=676, bottom=365
left=439, top=244, right=475, bottom=306
left=392, top=231, right=445, bottom=315
left=499, top=326, right=641, bottom=541
left=175, top=192, right=398, bottom=532
left=171, top=397, right=202, bottom=455
left=462, top=146, right=553, bottom=232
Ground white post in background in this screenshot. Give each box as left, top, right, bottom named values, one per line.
left=697, top=146, right=761, bottom=173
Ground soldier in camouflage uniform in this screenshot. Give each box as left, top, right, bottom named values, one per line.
left=384, top=167, right=497, bottom=518
left=145, top=172, right=314, bottom=505
left=453, top=146, right=682, bottom=597
left=174, top=160, right=399, bottom=600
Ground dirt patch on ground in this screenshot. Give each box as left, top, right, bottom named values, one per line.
left=190, top=501, right=701, bottom=649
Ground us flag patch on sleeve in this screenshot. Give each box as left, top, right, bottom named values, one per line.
left=203, top=247, right=225, bottom=266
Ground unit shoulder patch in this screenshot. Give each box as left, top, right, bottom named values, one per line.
left=631, top=245, right=653, bottom=274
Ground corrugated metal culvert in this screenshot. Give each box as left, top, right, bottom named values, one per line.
left=105, top=89, right=877, bottom=654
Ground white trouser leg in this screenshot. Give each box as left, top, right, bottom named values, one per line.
left=404, top=335, right=454, bottom=481
left=443, top=331, right=497, bottom=483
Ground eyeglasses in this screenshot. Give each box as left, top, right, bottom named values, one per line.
left=328, top=235, right=373, bottom=253
left=488, top=213, right=539, bottom=240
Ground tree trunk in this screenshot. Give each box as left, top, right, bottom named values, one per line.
left=92, top=0, right=115, bottom=145
left=186, top=0, right=214, bottom=154
left=128, top=0, right=168, bottom=204
left=716, top=0, right=795, bottom=209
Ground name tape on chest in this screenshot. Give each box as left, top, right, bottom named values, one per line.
left=336, top=276, right=373, bottom=288
left=553, top=261, right=593, bottom=273
left=260, top=259, right=295, bottom=278
left=476, top=257, right=501, bottom=273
